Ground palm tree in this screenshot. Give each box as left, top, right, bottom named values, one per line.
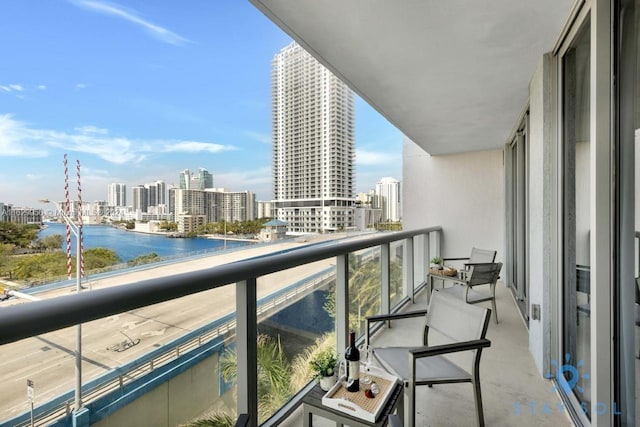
left=185, top=334, right=296, bottom=426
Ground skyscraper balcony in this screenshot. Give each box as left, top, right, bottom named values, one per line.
left=0, top=228, right=569, bottom=427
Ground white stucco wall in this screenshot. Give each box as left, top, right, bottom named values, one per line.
left=528, top=56, right=546, bottom=375
left=402, top=138, right=505, bottom=264
left=527, top=54, right=557, bottom=376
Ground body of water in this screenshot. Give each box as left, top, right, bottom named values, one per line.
left=38, top=222, right=250, bottom=262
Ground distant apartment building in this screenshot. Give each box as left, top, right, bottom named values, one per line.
left=375, top=177, right=401, bottom=222
left=10, top=207, right=43, bottom=224
left=354, top=191, right=383, bottom=230
left=56, top=200, right=81, bottom=221
left=171, top=187, right=256, bottom=232
left=354, top=206, right=383, bottom=231
left=173, top=189, right=206, bottom=233
left=131, top=185, right=148, bottom=213
left=356, top=190, right=383, bottom=210
left=107, top=183, right=127, bottom=207
left=272, top=42, right=355, bottom=234
left=180, top=168, right=213, bottom=190
left=0, top=203, right=11, bottom=222
left=208, top=189, right=256, bottom=222
left=257, top=201, right=273, bottom=219
left=145, top=180, right=166, bottom=213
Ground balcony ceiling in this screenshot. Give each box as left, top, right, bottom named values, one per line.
left=250, top=0, right=574, bottom=155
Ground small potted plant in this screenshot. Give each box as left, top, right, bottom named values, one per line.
left=309, top=348, right=338, bottom=391
left=430, top=256, right=443, bottom=270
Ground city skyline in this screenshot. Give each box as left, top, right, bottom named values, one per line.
left=0, top=1, right=401, bottom=208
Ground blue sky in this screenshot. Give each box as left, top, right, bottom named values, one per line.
left=0, top=0, right=401, bottom=208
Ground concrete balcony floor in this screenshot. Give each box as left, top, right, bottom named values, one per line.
left=281, top=283, right=573, bottom=427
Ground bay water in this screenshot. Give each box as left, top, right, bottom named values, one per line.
left=38, top=222, right=250, bottom=262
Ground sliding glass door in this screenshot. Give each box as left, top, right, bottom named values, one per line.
left=561, top=16, right=592, bottom=419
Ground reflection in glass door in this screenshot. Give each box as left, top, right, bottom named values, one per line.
left=561, top=17, right=591, bottom=416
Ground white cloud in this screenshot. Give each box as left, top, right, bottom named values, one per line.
left=1, top=84, right=24, bottom=93
left=26, top=173, right=44, bottom=181
left=243, top=131, right=271, bottom=145
left=75, top=125, right=108, bottom=135
left=38, top=85, right=47, bottom=90
left=0, top=114, right=237, bottom=164
left=75, top=83, right=87, bottom=90
left=71, top=0, right=191, bottom=46
left=0, top=114, right=49, bottom=157
left=356, top=149, right=400, bottom=166
left=162, top=141, right=237, bottom=154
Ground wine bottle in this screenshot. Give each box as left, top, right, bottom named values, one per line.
left=345, top=331, right=360, bottom=392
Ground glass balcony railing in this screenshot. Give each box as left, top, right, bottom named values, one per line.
left=0, top=227, right=442, bottom=427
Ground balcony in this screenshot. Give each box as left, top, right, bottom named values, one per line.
left=0, top=228, right=569, bottom=427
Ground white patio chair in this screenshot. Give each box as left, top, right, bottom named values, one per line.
left=366, top=291, right=492, bottom=427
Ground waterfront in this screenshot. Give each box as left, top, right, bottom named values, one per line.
left=38, top=222, right=250, bottom=262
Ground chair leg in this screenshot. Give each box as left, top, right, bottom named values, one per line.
left=491, top=283, right=498, bottom=324
left=472, top=378, right=485, bottom=427
left=407, top=380, right=415, bottom=427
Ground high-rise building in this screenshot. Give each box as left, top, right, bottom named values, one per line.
left=107, top=183, right=127, bottom=207
left=144, top=180, right=166, bottom=210
left=180, top=168, right=213, bottom=190
left=375, top=177, right=401, bottom=222
left=132, top=185, right=148, bottom=213
left=272, top=42, right=355, bottom=233
left=207, top=189, right=256, bottom=222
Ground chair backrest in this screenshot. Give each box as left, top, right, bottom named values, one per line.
left=468, top=247, right=497, bottom=263
left=468, top=262, right=502, bottom=287
left=426, top=291, right=491, bottom=343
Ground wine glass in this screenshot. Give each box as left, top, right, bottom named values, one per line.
left=359, top=343, right=372, bottom=385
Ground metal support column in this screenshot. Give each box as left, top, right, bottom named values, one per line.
left=336, top=254, right=349, bottom=355
left=236, top=278, right=258, bottom=427
left=403, top=238, right=414, bottom=302
left=381, top=243, right=390, bottom=316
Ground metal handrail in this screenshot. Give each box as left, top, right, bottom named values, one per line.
left=0, top=227, right=440, bottom=346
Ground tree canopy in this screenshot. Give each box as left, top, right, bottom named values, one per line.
left=0, top=222, right=39, bottom=248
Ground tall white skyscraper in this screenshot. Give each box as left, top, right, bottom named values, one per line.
left=272, top=42, right=355, bottom=233
left=375, top=177, right=401, bottom=222
left=107, top=183, right=126, bottom=207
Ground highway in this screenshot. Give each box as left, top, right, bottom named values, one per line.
left=0, top=235, right=342, bottom=422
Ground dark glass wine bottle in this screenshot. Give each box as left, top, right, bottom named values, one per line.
left=345, top=331, right=360, bottom=392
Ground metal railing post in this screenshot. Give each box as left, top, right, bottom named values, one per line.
left=381, top=244, right=390, bottom=317
left=336, top=254, right=349, bottom=355
left=236, top=278, right=258, bottom=427
left=403, top=238, right=414, bottom=302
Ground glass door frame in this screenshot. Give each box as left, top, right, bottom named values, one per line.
left=554, top=0, right=616, bottom=424
left=506, top=112, right=530, bottom=322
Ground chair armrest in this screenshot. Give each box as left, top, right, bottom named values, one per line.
left=409, top=338, right=491, bottom=358
left=442, top=257, right=470, bottom=262
left=366, top=310, right=428, bottom=324
left=463, top=262, right=497, bottom=267
left=365, top=310, right=428, bottom=345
